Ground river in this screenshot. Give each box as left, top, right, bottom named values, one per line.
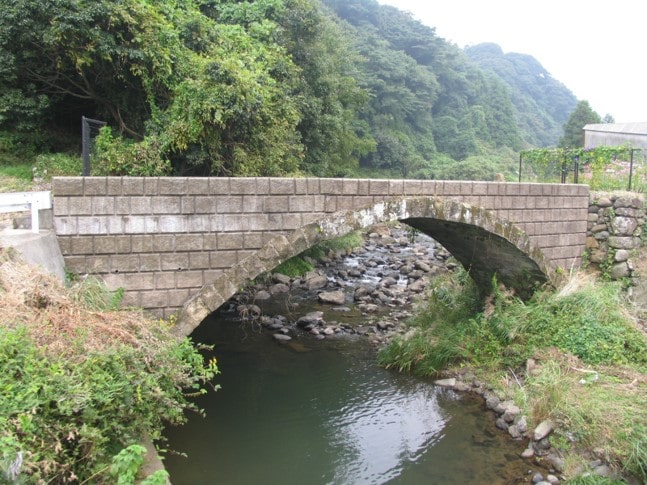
left=163, top=310, right=538, bottom=484
left=163, top=228, right=543, bottom=484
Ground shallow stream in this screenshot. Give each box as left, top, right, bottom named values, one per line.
left=163, top=312, right=539, bottom=484
left=163, top=229, right=542, bottom=484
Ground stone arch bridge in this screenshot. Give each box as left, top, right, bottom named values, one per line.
left=51, top=177, right=589, bottom=335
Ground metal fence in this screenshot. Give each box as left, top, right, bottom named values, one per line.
left=81, top=116, right=106, bottom=176
left=518, top=147, right=645, bottom=192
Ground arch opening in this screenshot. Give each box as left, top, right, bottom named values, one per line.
left=174, top=196, right=552, bottom=337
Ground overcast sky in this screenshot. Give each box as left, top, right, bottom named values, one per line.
left=377, top=0, right=647, bottom=123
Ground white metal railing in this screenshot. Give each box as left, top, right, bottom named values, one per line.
left=0, top=191, right=52, bottom=233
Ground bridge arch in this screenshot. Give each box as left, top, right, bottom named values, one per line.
left=174, top=196, right=552, bottom=337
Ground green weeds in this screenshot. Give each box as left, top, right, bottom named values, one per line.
left=378, top=269, right=647, bottom=481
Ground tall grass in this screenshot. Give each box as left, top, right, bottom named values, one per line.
left=378, top=269, right=647, bottom=480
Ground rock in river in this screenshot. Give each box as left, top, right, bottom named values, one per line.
left=318, top=290, right=346, bottom=305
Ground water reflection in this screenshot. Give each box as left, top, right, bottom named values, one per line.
left=163, top=314, right=532, bottom=485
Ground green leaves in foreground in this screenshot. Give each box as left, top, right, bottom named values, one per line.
left=0, top=326, right=218, bottom=483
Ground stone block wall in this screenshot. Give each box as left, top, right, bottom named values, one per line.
left=586, top=191, right=646, bottom=279
left=52, top=177, right=590, bottom=316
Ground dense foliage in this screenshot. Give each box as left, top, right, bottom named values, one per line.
left=0, top=251, right=219, bottom=483
left=465, top=43, right=577, bottom=147
left=0, top=0, right=584, bottom=179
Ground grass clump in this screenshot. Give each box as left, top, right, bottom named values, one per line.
left=378, top=269, right=647, bottom=481
left=273, top=230, right=365, bottom=278
left=0, top=249, right=219, bottom=483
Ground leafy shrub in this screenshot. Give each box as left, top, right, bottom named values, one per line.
left=32, top=153, right=83, bottom=180
left=94, top=127, right=171, bottom=176
left=0, top=251, right=218, bottom=483
left=0, top=327, right=218, bottom=483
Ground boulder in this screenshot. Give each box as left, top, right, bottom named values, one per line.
left=318, top=290, right=346, bottom=305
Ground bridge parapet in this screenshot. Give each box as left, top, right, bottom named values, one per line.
left=52, top=177, right=589, bottom=317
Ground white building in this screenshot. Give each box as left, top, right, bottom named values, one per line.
left=583, top=122, right=647, bottom=150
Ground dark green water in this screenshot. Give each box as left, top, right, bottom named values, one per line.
left=163, top=312, right=536, bottom=484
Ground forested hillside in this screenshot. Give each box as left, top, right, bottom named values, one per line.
left=465, top=43, right=577, bottom=147
left=0, top=0, right=579, bottom=180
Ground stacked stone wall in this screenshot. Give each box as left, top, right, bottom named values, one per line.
left=52, top=177, right=590, bottom=316
left=586, top=191, right=646, bottom=279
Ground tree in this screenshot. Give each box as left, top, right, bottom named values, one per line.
left=559, top=100, right=601, bottom=148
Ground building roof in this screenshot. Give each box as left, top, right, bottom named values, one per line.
left=583, top=122, right=647, bottom=136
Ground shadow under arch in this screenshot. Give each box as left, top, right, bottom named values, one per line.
left=174, top=196, right=553, bottom=337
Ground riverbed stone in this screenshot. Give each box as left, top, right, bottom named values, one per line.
left=516, top=416, right=528, bottom=434
left=495, top=418, right=508, bottom=431
left=533, top=419, right=554, bottom=441
left=269, top=283, right=290, bottom=295
left=331, top=306, right=351, bottom=312
left=521, top=447, right=534, bottom=459
left=297, top=311, right=324, bottom=327
left=609, top=262, right=630, bottom=279
left=273, top=333, right=292, bottom=342
left=408, top=279, right=426, bottom=292
left=306, top=274, right=328, bottom=290
left=272, top=273, right=292, bottom=285
left=318, top=290, right=346, bottom=305
left=358, top=303, right=380, bottom=313
left=434, top=378, right=456, bottom=388
left=508, top=424, right=521, bottom=439
left=546, top=452, right=565, bottom=472
left=414, top=260, right=431, bottom=272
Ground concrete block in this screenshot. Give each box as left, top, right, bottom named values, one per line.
left=206, top=178, right=227, bottom=195
left=264, top=196, right=288, bottom=213
left=106, top=178, right=123, bottom=196
left=152, top=234, right=175, bottom=252
left=152, top=196, right=181, bottom=214
left=53, top=177, right=84, bottom=196
left=227, top=178, right=255, bottom=195
left=269, top=178, right=294, bottom=195
left=218, top=233, right=244, bottom=250
left=189, top=252, right=210, bottom=270
left=368, top=180, right=389, bottom=196
left=0, top=230, right=66, bottom=281
left=84, top=178, right=107, bottom=195
left=140, top=254, right=161, bottom=272
left=91, top=197, right=115, bottom=215
left=161, top=253, right=190, bottom=271
left=181, top=196, right=195, bottom=214
left=175, top=234, right=204, bottom=251
left=186, top=178, right=210, bottom=195
left=68, top=197, right=92, bottom=215
left=123, top=178, right=145, bottom=195
left=176, top=270, right=205, bottom=288
left=131, top=235, right=153, bottom=252
left=321, top=178, right=343, bottom=194
left=215, top=196, right=244, bottom=213
left=388, top=179, right=404, bottom=195
left=158, top=215, right=186, bottom=233
left=110, top=254, right=139, bottom=272
left=159, top=177, right=187, bottom=195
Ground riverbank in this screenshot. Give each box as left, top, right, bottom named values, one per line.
left=0, top=248, right=218, bottom=483
left=233, top=223, right=646, bottom=484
